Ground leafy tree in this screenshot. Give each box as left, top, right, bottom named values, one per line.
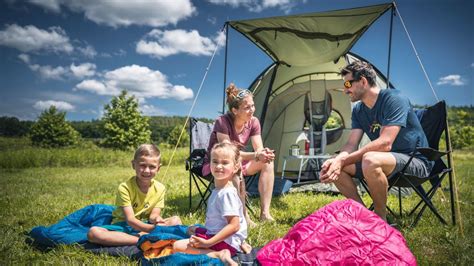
left=449, top=110, right=474, bottom=149
left=0, top=116, right=32, bottom=137
left=167, top=124, right=190, bottom=147
left=102, top=90, right=151, bottom=150
left=70, top=119, right=104, bottom=139
left=29, top=106, right=80, bottom=147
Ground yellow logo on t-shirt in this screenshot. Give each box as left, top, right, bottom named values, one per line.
left=370, top=121, right=381, bottom=133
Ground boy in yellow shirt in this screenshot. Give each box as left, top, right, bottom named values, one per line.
left=88, top=144, right=181, bottom=246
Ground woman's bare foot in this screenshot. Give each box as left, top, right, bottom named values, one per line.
left=245, top=212, right=257, bottom=228
left=240, top=241, right=252, bottom=254
left=260, top=213, right=275, bottom=222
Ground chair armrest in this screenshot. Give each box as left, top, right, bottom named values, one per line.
left=415, top=147, right=448, bottom=161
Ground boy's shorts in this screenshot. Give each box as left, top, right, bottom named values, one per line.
left=99, top=221, right=140, bottom=235
left=195, top=227, right=238, bottom=256
left=354, top=152, right=430, bottom=179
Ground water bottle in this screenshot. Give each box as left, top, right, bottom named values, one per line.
left=305, top=140, right=310, bottom=155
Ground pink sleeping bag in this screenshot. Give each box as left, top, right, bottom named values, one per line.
left=257, top=199, right=416, bottom=265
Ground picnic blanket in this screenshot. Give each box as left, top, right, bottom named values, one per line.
left=257, top=199, right=416, bottom=265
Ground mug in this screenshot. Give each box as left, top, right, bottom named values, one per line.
left=290, top=144, right=300, bottom=156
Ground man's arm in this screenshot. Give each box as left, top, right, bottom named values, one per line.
left=320, top=129, right=363, bottom=181
left=342, top=125, right=400, bottom=166
left=320, top=126, right=399, bottom=183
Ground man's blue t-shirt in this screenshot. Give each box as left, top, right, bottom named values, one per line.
left=351, top=89, right=433, bottom=170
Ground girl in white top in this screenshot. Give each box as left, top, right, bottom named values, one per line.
left=173, top=141, right=247, bottom=266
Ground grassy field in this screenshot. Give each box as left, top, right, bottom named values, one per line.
left=0, top=138, right=472, bottom=265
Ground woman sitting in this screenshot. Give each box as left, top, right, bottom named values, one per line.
left=202, top=83, right=276, bottom=224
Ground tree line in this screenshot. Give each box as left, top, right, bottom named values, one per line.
left=0, top=93, right=472, bottom=149
left=0, top=91, right=213, bottom=150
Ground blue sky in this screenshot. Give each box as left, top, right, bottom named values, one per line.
left=0, top=0, right=472, bottom=121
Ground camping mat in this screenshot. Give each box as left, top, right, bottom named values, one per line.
left=289, top=180, right=413, bottom=196
left=83, top=242, right=142, bottom=259
left=235, top=247, right=261, bottom=266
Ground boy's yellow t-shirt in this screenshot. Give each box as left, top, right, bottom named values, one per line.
left=111, top=176, right=165, bottom=223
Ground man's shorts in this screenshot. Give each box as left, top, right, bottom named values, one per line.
left=354, top=152, right=430, bottom=180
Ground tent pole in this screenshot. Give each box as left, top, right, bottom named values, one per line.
left=308, top=78, right=314, bottom=155
left=222, top=22, right=229, bottom=114
left=259, top=63, right=279, bottom=129
left=386, top=5, right=395, bottom=89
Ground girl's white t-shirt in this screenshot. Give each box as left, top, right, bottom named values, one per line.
left=205, top=186, right=248, bottom=251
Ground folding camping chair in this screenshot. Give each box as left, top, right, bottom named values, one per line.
left=359, top=101, right=455, bottom=227
left=186, top=118, right=213, bottom=212
left=186, top=118, right=257, bottom=216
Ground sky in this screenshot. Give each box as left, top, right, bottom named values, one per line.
left=0, top=0, right=472, bottom=121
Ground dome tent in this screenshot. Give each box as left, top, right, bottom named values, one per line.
left=225, top=3, right=395, bottom=175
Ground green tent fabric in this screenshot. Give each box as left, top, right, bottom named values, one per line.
left=228, top=3, right=392, bottom=66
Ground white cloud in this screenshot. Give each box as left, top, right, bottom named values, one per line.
left=471, top=63, right=474, bottom=67
left=75, top=79, right=109, bottom=95
left=28, top=0, right=61, bottom=12
left=207, top=0, right=297, bottom=13
left=136, top=29, right=224, bottom=59
left=436, top=75, right=466, bottom=86
left=33, top=100, right=75, bottom=111
left=70, top=63, right=96, bottom=78
left=75, top=64, right=193, bottom=101
left=207, top=16, right=217, bottom=25
left=0, top=24, right=73, bottom=53
left=140, top=104, right=166, bottom=116
left=19, top=54, right=96, bottom=80
left=31, top=64, right=68, bottom=80
left=40, top=91, right=89, bottom=104
left=28, top=0, right=196, bottom=28
left=77, top=44, right=97, bottom=58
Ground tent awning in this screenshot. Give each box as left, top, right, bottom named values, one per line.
left=228, top=3, right=392, bottom=67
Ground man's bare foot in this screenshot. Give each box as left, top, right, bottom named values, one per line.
left=240, top=241, right=252, bottom=254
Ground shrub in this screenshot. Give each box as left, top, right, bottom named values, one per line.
left=29, top=106, right=80, bottom=147
left=167, top=124, right=190, bottom=148
left=102, top=90, right=151, bottom=150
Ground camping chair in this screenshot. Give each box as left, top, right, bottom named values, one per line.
left=186, top=118, right=214, bottom=212
left=359, top=101, right=455, bottom=227
left=186, top=118, right=257, bottom=217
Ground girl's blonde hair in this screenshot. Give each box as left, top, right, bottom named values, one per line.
left=226, top=83, right=253, bottom=112
left=133, top=144, right=161, bottom=161
left=211, top=141, right=242, bottom=176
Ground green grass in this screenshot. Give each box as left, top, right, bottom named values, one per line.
left=0, top=137, right=188, bottom=169
left=0, top=140, right=472, bottom=264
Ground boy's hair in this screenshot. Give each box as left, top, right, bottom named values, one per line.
left=340, top=61, right=377, bottom=87
left=211, top=141, right=242, bottom=176
left=133, top=144, right=161, bottom=161
left=226, top=83, right=253, bottom=112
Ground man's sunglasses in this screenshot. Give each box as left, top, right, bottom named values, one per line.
left=343, top=79, right=360, bottom=89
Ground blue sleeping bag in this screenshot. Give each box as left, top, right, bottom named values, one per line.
left=138, top=225, right=223, bottom=266
left=28, top=204, right=115, bottom=248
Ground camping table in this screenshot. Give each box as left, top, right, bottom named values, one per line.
left=281, top=154, right=331, bottom=184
